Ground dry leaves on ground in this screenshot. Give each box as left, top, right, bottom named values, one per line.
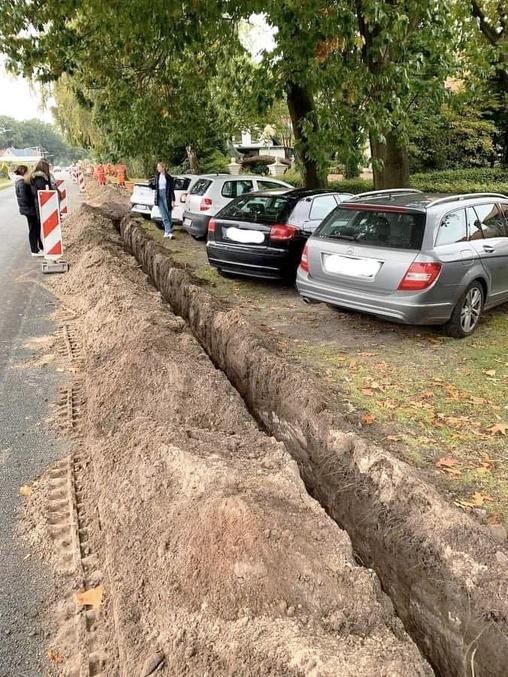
left=74, top=585, right=103, bottom=611
left=47, top=649, right=64, bottom=664
left=436, top=457, right=461, bottom=476
left=487, top=422, right=508, bottom=436
left=19, top=485, right=33, bottom=497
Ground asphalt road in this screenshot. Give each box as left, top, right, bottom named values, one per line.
left=0, top=181, right=75, bottom=676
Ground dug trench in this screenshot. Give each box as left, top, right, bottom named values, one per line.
left=101, top=195, right=508, bottom=677
left=38, top=192, right=433, bottom=675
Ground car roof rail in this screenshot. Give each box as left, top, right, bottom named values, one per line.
left=426, top=193, right=507, bottom=208
left=347, top=188, right=423, bottom=201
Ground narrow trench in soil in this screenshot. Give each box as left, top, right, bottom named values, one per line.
left=113, top=214, right=508, bottom=677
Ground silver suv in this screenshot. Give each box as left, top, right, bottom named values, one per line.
left=182, top=174, right=293, bottom=239
left=296, top=190, right=508, bottom=337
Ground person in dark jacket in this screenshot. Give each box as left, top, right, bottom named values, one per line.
left=14, top=165, right=44, bottom=256
left=149, top=162, right=176, bottom=238
left=30, top=158, right=58, bottom=215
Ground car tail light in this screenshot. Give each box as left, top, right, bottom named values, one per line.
left=180, top=192, right=188, bottom=203
left=208, top=218, right=216, bottom=233
left=269, top=224, right=298, bottom=241
left=300, top=244, right=309, bottom=272
left=200, top=197, right=212, bottom=211
left=398, top=262, right=442, bottom=291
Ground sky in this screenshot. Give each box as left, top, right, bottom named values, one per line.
left=0, top=60, right=54, bottom=123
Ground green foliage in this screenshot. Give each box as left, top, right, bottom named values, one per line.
left=410, top=168, right=508, bottom=194
left=0, top=114, right=86, bottom=163
left=0, top=162, right=9, bottom=177
left=280, top=168, right=304, bottom=187
left=328, top=178, right=374, bottom=194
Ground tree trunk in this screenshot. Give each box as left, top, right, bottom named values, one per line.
left=286, top=83, right=323, bottom=189
left=186, top=146, right=200, bottom=173
left=370, top=131, right=410, bottom=189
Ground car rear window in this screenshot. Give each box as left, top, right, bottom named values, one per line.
left=174, top=177, right=191, bottom=191
left=316, top=206, right=426, bottom=250
left=218, top=194, right=295, bottom=223
left=190, top=179, right=212, bottom=195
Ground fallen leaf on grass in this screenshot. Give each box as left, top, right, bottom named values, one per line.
left=462, top=492, right=493, bottom=507
left=47, top=649, right=63, bottom=664
left=362, top=414, right=376, bottom=425
left=74, top=585, right=103, bottom=611
left=436, top=458, right=461, bottom=476
left=19, top=485, right=33, bottom=497
left=385, top=435, right=401, bottom=442
left=486, top=422, right=508, bottom=436
left=484, top=369, right=496, bottom=377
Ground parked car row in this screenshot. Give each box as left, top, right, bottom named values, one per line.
left=130, top=173, right=293, bottom=234
left=130, top=178, right=508, bottom=337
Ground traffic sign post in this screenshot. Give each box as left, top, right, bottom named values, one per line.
left=37, top=189, right=69, bottom=274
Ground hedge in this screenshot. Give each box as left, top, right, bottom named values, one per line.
left=283, top=167, right=508, bottom=195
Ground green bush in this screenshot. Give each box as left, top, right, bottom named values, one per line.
left=278, top=166, right=507, bottom=195
left=328, top=178, right=373, bottom=193
left=281, top=168, right=304, bottom=187
left=411, top=168, right=508, bottom=195
left=0, top=162, right=9, bottom=178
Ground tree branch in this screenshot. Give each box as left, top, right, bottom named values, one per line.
left=471, top=1, right=500, bottom=46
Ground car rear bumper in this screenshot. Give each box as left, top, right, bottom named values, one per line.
left=207, top=242, right=293, bottom=280
left=296, top=270, right=454, bottom=325
left=131, top=203, right=152, bottom=215
left=182, top=211, right=210, bottom=237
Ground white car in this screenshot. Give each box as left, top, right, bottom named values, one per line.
left=182, top=174, right=294, bottom=239
left=151, top=175, right=199, bottom=224
left=130, top=182, right=155, bottom=218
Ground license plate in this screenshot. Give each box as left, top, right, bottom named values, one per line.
left=184, top=218, right=192, bottom=226
left=225, top=227, right=265, bottom=244
left=323, top=254, right=381, bottom=278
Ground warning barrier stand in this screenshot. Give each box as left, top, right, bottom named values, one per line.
left=37, top=189, right=69, bottom=274
left=55, top=178, right=69, bottom=219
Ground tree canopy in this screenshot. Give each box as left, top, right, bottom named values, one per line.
left=0, top=0, right=505, bottom=186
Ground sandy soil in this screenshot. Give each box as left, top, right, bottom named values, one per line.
left=34, top=192, right=431, bottom=675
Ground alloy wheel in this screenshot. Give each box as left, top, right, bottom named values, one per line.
left=460, top=287, right=482, bottom=333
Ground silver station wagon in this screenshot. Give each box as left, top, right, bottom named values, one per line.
left=296, top=190, right=508, bottom=337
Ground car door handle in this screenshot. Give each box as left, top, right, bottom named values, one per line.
left=482, top=245, right=495, bottom=253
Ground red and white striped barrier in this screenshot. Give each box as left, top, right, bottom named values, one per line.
left=38, top=190, right=63, bottom=259
left=71, top=167, right=77, bottom=184
left=78, top=170, right=86, bottom=194
left=55, top=179, right=69, bottom=219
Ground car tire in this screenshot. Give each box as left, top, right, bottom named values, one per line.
left=153, top=221, right=164, bottom=230
left=445, top=281, right=484, bottom=338
left=191, top=233, right=206, bottom=241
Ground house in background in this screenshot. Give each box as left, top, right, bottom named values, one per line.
left=231, top=129, right=294, bottom=175
left=0, top=146, right=44, bottom=164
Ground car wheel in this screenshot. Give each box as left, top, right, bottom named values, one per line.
left=445, top=282, right=484, bottom=338
left=191, top=233, right=206, bottom=241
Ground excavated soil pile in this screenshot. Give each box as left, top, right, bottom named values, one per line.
left=47, top=202, right=430, bottom=675
left=109, top=205, right=508, bottom=677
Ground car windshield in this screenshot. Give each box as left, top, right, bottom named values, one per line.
left=316, top=206, right=426, bottom=250
left=218, top=194, right=295, bottom=224
left=190, top=179, right=212, bottom=195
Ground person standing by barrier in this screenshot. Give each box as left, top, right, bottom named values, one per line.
left=149, top=162, right=175, bottom=239
left=13, top=165, right=44, bottom=256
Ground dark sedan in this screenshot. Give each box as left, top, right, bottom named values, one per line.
left=206, top=189, right=353, bottom=280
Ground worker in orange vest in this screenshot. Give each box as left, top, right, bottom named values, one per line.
left=97, top=164, right=106, bottom=186
left=117, top=163, right=126, bottom=188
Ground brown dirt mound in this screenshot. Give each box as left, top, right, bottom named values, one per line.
left=42, top=203, right=430, bottom=675
left=113, top=200, right=508, bottom=676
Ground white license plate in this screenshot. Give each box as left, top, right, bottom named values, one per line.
left=184, top=218, right=192, bottom=226
left=323, top=254, right=381, bottom=278
left=225, top=227, right=265, bottom=244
